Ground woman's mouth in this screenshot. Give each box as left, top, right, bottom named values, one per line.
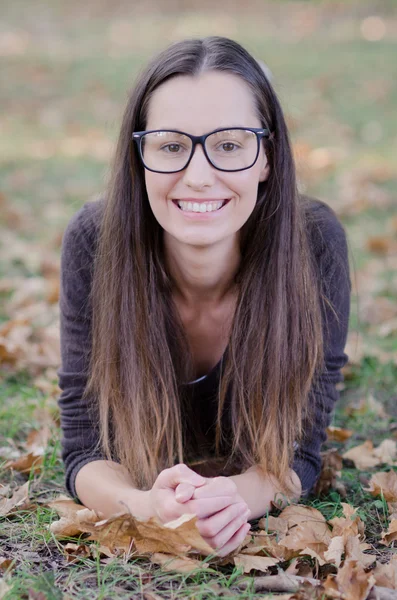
left=172, top=198, right=232, bottom=216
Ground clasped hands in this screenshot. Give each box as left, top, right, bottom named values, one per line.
left=148, top=463, right=251, bottom=557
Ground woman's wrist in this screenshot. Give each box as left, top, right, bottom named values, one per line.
left=121, top=488, right=156, bottom=520
left=229, top=466, right=302, bottom=520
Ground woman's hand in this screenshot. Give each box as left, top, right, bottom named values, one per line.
left=148, top=464, right=239, bottom=525
left=176, top=476, right=252, bottom=557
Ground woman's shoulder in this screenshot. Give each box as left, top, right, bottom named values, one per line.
left=300, top=195, right=349, bottom=269
left=62, top=196, right=106, bottom=256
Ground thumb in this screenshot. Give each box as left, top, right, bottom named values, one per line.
left=175, top=482, right=196, bottom=503
left=161, top=464, right=207, bottom=490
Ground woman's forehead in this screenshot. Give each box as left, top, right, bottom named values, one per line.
left=145, top=71, right=260, bottom=132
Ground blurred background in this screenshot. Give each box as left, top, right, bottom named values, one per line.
left=0, top=0, right=396, bottom=420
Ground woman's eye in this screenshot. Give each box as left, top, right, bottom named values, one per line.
left=161, top=143, right=182, bottom=153
left=218, top=142, right=239, bottom=152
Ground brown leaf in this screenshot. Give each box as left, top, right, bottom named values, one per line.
left=380, top=519, right=397, bottom=546
left=275, top=505, right=327, bottom=529
left=4, top=424, right=52, bottom=474
left=47, top=498, right=101, bottom=537
left=0, top=557, right=14, bottom=572
left=324, top=559, right=376, bottom=600
left=365, top=471, right=397, bottom=502
left=240, top=531, right=295, bottom=561
left=63, top=542, right=92, bottom=562
left=258, top=514, right=288, bottom=534
left=344, top=535, right=375, bottom=568
left=0, top=482, right=33, bottom=517
left=150, top=552, right=207, bottom=573
left=48, top=498, right=215, bottom=558
left=328, top=503, right=365, bottom=541
left=314, top=449, right=344, bottom=497
left=233, top=553, right=279, bottom=573
left=372, top=555, right=397, bottom=588
left=278, top=520, right=332, bottom=563
left=4, top=452, right=43, bottom=474
left=326, top=426, right=353, bottom=442
left=342, top=440, right=397, bottom=470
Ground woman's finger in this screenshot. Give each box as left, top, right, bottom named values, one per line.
left=214, top=522, right=251, bottom=558
left=184, top=495, right=235, bottom=519
left=196, top=502, right=248, bottom=538
left=175, top=482, right=196, bottom=502
left=210, top=510, right=251, bottom=552
left=155, top=464, right=207, bottom=490
left=191, top=476, right=236, bottom=500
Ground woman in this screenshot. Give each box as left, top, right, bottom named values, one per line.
left=57, top=36, right=351, bottom=557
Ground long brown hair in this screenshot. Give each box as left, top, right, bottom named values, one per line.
left=84, top=36, right=331, bottom=496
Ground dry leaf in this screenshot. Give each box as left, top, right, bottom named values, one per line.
left=380, top=520, right=397, bottom=546
left=372, top=555, right=397, bottom=588
left=0, top=482, right=33, bottom=517
left=47, top=498, right=101, bottom=537
left=233, top=553, right=279, bottom=573
left=366, top=471, right=397, bottom=502
left=342, top=439, right=397, bottom=470
left=324, top=559, right=376, bottom=600
left=326, top=426, right=353, bottom=442
left=328, top=503, right=365, bottom=541
left=150, top=552, right=207, bottom=573
left=278, top=520, right=332, bottom=564
left=314, top=449, right=345, bottom=497
left=48, top=498, right=215, bottom=558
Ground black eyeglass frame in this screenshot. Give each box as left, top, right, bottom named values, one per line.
left=132, top=127, right=272, bottom=174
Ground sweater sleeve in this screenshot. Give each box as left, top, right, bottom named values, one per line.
left=57, top=201, right=108, bottom=501
left=292, top=201, right=351, bottom=498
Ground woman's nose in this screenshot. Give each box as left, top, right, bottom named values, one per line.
left=181, top=143, right=216, bottom=188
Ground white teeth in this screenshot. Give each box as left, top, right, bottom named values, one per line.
left=177, top=200, right=226, bottom=212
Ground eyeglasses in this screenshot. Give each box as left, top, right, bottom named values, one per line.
left=132, top=127, right=272, bottom=174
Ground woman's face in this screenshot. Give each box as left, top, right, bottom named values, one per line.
left=143, top=70, right=270, bottom=248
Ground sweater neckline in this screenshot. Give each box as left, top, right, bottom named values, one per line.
left=184, top=354, right=225, bottom=386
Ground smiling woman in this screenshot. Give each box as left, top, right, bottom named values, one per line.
left=57, top=36, right=351, bottom=557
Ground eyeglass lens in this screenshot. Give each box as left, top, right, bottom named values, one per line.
left=140, top=129, right=258, bottom=172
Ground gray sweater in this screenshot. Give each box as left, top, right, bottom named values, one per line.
left=57, top=197, right=351, bottom=502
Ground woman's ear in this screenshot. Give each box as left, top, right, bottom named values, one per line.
left=259, top=156, right=270, bottom=182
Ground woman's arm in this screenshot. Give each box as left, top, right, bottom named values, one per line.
left=75, top=460, right=154, bottom=519
left=229, top=466, right=302, bottom=520
left=58, top=201, right=113, bottom=502
left=292, top=200, right=351, bottom=497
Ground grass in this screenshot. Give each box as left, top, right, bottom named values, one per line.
left=1, top=0, right=397, bottom=597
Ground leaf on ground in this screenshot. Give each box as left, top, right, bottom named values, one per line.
left=380, top=520, right=397, bottom=546
left=48, top=498, right=214, bottom=558
left=0, top=482, right=33, bottom=517
left=326, top=426, right=353, bottom=442
left=0, top=556, right=14, bottom=572
left=47, top=497, right=102, bottom=537
left=150, top=551, right=208, bottom=573
left=324, top=559, right=376, bottom=600
left=328, top=503, right=365, bottom=540
left=233, top=553, right=279, bottom=573
left=239, top=531, right=295, bottom=561
left=4, top=424, right=53, bottom=474
left=372, top=555, right=397, bottom=588
left=342, top=439, right=397, bottom=470
left=260, top=505, right=327, bottom=533
left=314, top=449, right=345, bottom=497
left=278, top=520, right=332, bottom=564
left=259, top=505, right=331, bottom=565
left=343, top=535, right=375, bottom=568
left=63, top=542, right=92, bottom=562
left=365, top=470, right=397, bottom=502
left=343, top=393, right=390, bottom=419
